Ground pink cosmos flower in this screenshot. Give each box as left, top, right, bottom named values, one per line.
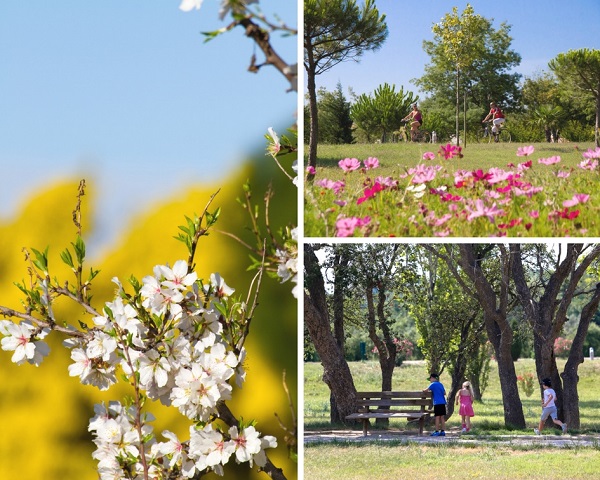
left=556, top=170, right=571, bottom=178
left=516, top=145, right=535, bottom=157
left=579, top=159, right=599, bottom=170
left=517, top=160, right=533, bottom=172
left=338, top=157, right=361, bottom=172
left=487, top=168, right=516, bottom=184
left=582, top=147, right=600, bottom=159
left=306, top=166, right=316, bottom=175
left=563, top=193, right=590, bottom=208
left=538, top=156, right=561, bottom=165
left=363, top=157, right=380, bottom=170
left=375, top=176, right=398, bottom=188
left=316, top=179, right=345, bottom=195
left=409, top=164, right=442, bottom=184
left=466, top=199, right=505, bottom=223
left=529, top=210, right=540, bottom=219
left=422, top=152, right=436, bottom=161
left=335, top=216, right=371, bottom=237
left=357, top=182, right=384, bottom=205
left=439, top=144, right=463, bottom=160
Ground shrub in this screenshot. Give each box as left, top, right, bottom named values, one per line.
left=554, top=337, right=573, bottom=358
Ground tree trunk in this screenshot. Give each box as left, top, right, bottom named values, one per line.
left=365, top=283, right=396, bottom=427
left=562, top=283, right=600, bottom=429
left=594, top=84, right=600, bottom=147
left=458, top=244, right=526, bottom=428
left=305, top=38, right=319, bottom=178
left=304, top=245, right=357, bottom=423
left=455, top=69, right=460, bottom=145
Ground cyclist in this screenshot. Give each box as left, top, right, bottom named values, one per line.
left=402, top=103, right=423, bottom=141
left=482, top=102, right=505, bottom=142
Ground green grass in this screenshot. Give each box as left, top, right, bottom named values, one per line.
left=304, top=359, right=600, bottom=479
left=304, top=442, right=600, bottom=480
left=304, top=359, right=600, bottom=434
left=304, top=141, right=600, bottom=237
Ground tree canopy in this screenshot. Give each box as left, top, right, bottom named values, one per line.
left=304, top=0, right=388, bottom=172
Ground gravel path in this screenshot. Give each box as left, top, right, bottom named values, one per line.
left=304, top=429, right=600, bottom=448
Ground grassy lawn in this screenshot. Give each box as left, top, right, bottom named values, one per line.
left=304, top=359, right=600, bottom=479
left=304, top=442, right=600, bottom=480
left=304, top=141, right=600, bottom=237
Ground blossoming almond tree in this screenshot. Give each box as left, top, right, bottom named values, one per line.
left=0, top=183, right=289, bottom=480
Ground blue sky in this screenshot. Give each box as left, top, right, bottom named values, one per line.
left=313, top=0, right=600, bottom=99
left=0, top=1, right=297, bottom=248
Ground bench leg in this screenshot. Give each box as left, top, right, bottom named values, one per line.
left=363, top=420, right=368, bottom=436
left=419, top=417, right=424, bottom=435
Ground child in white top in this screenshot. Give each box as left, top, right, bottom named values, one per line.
left=534, top=378, right=567, bottom=435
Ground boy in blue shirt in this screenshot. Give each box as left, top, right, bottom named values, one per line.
left=425, top=373, right=447, bottom=436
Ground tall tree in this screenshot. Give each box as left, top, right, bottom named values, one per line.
left=304, top=0, right=388, bottom=176
left=350, top=83, right=417, bottom=143
left=428, top=244, right=526, bottom=428
left=403, top=246, right=486, bottom=417
left=549, top=48, right=600, bottom=146
left=317, top=83, right=354, bottom=144
left=304, top=244, right=358, bottom=423
left=511, top=244, right=600, bottom=429
left=416, top=4, right=521, bottom=145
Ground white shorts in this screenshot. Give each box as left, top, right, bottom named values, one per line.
left=492, top=118, right=505, bottom=132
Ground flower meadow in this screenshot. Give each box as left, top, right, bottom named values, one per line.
left=305, top=144, right=600, bottom=237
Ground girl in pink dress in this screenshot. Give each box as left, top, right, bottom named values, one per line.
left=456, top=381, right=475, bottom=432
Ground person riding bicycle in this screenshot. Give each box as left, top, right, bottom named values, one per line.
left=402, top=103, right=423, bottom=141
left=482, top=102, right=505, bottom=142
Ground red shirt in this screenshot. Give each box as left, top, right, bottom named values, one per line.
left=490, top=107, right=505, bottom=119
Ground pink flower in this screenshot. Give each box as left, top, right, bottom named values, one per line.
left=579, top=159, right=599, bottom=170
left=306, top=165, right=316, bottom=175
left=563, top=193, right=590, bottom=208
left=422, top=152, right=436, bottom=161
left=538, top=156, right=561, bottom=165
left=363, top=157, right=380, bottom=170
left=439, top=144, right=463, bottom=160
left=517, top=160, right=533, bottom=172
left=335, top=216, right=371, bottom=237
left=409, top=164, right=441, bottom=184
left=316, top=179, right=345, bottom=195
left=338, top=157, right=361, bottom=172
left=375, top=176, right=398, bottom=188
left=466, top=199, right=505, bottom=223
left=556, top=170, right=571, bottom=178
left=516, top=145, right=535, bottom=157
left=582, top=147, right=600, bottom=159
left=357, top=182, right=384, bottom=205
left=529, top=210, right=540, bottom=219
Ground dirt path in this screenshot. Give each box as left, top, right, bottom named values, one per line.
left=304, top=428, right=600, bottom=448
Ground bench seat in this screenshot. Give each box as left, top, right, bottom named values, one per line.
left=346, top=391, right=433, bottom=436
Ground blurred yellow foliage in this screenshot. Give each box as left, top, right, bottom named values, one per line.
left=0, top=160, right=297, bottom=479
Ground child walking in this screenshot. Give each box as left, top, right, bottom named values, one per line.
left=456, top=380, right=475, bottom=432
left=424, top=373, right=447, bottom=437
left=534, top=378, right=567, bottom=435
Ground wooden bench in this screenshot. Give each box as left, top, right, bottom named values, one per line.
left=346, top=391, right=433, bottom=436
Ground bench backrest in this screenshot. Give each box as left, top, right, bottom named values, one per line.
left=355, top=391, right=433, bottom=413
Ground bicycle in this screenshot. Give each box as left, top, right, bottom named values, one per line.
left=398, top=121, right=431, bottom=143
left=478, top=120, right=511, bottom=143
